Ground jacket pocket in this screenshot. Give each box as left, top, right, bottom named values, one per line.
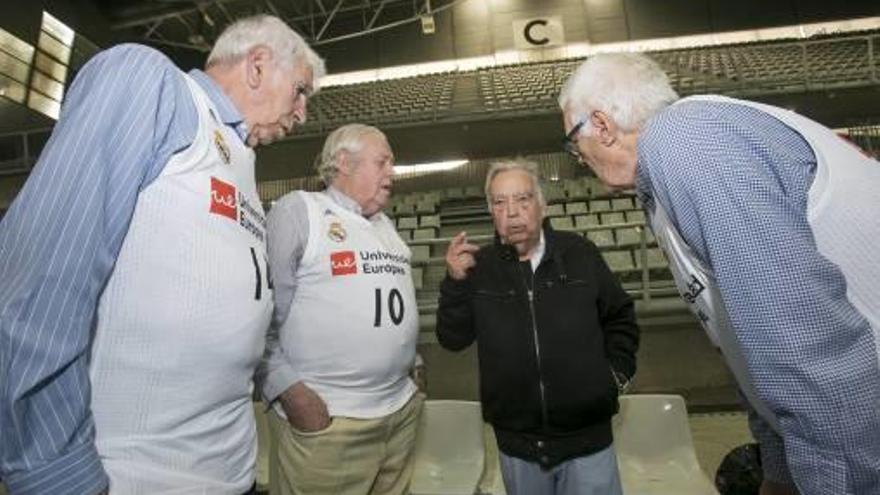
left=473, top=288, right=517, bottom=300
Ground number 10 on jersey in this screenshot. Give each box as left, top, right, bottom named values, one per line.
left=374, top=288, right=405, bottom=327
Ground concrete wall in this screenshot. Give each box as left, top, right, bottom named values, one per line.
left=420, top=318, right=740, bottom=410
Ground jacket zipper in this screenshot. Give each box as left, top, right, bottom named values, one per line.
left=525, top=270, right=550, bottom=431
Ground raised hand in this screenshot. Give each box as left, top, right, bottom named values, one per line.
left=445, top=231, right=480, bottom=280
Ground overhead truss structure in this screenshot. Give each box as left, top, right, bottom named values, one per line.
left=107, top=0, right=461, bottom=52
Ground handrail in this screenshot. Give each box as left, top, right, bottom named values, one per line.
left=407, top=219, right=663, bottom=305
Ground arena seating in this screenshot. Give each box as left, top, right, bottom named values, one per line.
left=297, top=31, right=878, bottom=134
left=385, top=173, right=674, bottom=325
left=410, top=400, right=487, bottom=495
left=614, top=395, right=720, bottom=494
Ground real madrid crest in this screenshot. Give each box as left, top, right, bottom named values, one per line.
left=214, top=129, right=231, bottom=164
left=328, top=221, right=347, bottom=243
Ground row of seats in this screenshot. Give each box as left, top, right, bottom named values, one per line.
left=253, top=396, right=719, bottom=494
left=306, top=72, right=455, bottom=125
left=389, top=177, right=631, bottom=218
left=295, top=31, right=877, bottom=130
left=653, top=35, right=875, bottom=90
left=401, top=199, right=670, bottom=306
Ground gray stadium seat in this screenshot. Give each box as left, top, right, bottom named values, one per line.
left=543, top=184, right=566, bottom=203
left=412, top=267, right=424, bottom=290
left=602, top=250, right=635, bottom=272
left=445, top=187, right=464, bottom=200
left=612, top=197, right=635, bottom=210
left=416, top=200, right=437, bottom=214
left=420, top=214, right=441, bottom=228
left=411, top=245, right=431, bottom=263
left=565, top=202, right=588, bottom=215
left=600, top=212, right=625, bottom=225
left=413, top=228, right=437, bottom=241
left=589, top=199, right=611, bottom=213
left=396, top=203, right=415, bottom=215
left=616, top=227, right=642, bottom=247
left=549, top=216, right=575, bottom=231
left=545, top=204, right=565, bottom=217
left=565, top=183, right=590, bottom=199
left=635, top=247, right=669, bottom=270
left=626, top=210, right=646, bottom=223
left=587, top=229, right=615, bottom=248
left=464, top=186, right=483, bottom=199
left=574, top=214, right=599, bottom=229
left=397, top=216, right=419, bottom=229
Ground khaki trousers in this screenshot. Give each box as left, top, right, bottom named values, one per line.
left=269, top=393, right=423, bottom=495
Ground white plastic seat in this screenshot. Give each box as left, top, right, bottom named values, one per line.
left=613, top=394, right=719, bottom=495
left=411, top=400, right=485, bottom=495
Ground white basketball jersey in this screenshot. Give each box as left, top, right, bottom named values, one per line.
left=653, top=95, right=880, bottom=433
left=278, top=191, right=418, bottom=419
left=90, top=73, right=272, bottom=494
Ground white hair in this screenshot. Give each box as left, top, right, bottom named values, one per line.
left=316, top=124, right=387, bottom=184
left=207, top=15, right=326, bottom=84
left=558, top=52, right=679, bottom=134
left=484, top=158, right=547, bottom=211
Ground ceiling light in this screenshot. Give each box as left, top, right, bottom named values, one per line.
left=394, top=159, right=468, bottom=175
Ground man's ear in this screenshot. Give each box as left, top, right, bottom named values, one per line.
left=336, top=150, right=353, bottom=176
left=590, top=110, right=617, bottom=146
left=245, top=45, right=273, bottom=89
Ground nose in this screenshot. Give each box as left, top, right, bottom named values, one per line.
left=293, top=98, right=307, bottom=124
left=505, top=201, right=518, bottom=217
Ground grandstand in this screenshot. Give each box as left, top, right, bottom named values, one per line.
left=296, top=30, right=880, bottom=134
left=2, top=3, right=880, bottom=491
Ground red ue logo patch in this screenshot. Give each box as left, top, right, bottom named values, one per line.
left=330, top=251, right=357, bottom=276
left=210, top=177, right=237, bottom=220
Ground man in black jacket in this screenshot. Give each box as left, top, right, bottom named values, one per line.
left=436, top=159, right=639, bottom=495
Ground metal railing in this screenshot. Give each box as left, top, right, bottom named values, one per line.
left=407, top=218, right=671, bottom=316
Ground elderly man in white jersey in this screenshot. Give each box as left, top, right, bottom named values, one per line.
left=558, top=53, right=880, bottom=495
left=0, top=15, right=324, bottom=495
left=259, top=123, right=422, bottom=495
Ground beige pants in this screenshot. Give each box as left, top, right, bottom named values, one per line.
left=269, top=393, right=423, bottom=495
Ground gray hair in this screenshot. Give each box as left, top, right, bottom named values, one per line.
left=207, top=15, right=326, bottom=85
left=558, top=52, right=678, bottom=135
left=484, top=159, right=547, bottom=211
left=316, top=124, right=387, bottom=184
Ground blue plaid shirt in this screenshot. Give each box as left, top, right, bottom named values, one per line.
left=0, top=44, right=247, bottom=495
left=636, top=98, right=880, bottom=494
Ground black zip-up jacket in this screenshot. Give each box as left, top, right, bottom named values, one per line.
left=436, top=221, right=639, bottom=467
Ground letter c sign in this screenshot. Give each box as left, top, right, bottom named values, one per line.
left=513, top=17, right=563, bottom=50
left=524, top=19, right=549, bottom=46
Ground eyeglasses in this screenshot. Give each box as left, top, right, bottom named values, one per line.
left=490, top=191, right=536, bottom=211
left=293, top=81, right=313, bottom=102
left=562, top=120, right=585, bottom=162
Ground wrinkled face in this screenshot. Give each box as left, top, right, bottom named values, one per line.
left=488, top=169, right=543, bottom=256
left=341, top=133, right=395, bottom=217
left=562, top=109, right=636, bottom=190
left=247, top=57, right=313, bottom=147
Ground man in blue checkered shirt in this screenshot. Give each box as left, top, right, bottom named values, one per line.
left=558, top=52, right=880, bottom=494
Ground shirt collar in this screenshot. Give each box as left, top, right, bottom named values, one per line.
left=529, top=230, right=546, bottom=272
left=326, top=186, right=369, bottom=217
left=634, top=154, right=655, bottom=214
left=188, top=69, right=249, bottom=142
